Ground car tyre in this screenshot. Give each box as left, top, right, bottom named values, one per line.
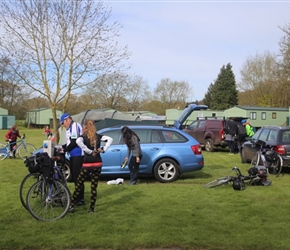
left=153, top=158, right=179, bottom=183
left=205, top=138, right=214, bottom=152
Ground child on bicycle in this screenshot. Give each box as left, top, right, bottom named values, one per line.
left=5, top=124, right=21, bottom=158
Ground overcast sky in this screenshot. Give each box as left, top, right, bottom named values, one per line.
left=103, top=0, right=290, bottom=101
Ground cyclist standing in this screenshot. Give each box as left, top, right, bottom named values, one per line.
left=59, top=113, right=84, bottom=205
left=5, top=124, right=21, bottom=158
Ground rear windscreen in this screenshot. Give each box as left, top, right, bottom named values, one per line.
left=282, top=130, right=290, bottom=144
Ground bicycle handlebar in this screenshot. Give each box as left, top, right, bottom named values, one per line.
left=231, top=166, right=242, bottom=176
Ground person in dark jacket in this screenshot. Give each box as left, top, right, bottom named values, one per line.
left=121, top=126, right=142, bottom=185
left=224, top=118, right=237, bottom=155
left=5, top=124, right=21, bottom=158
left=69, top=119, right=112, bottom=213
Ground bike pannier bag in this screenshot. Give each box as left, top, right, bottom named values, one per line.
left=24, top=155, right=41, bottom=174
left=264, top=150, right=278, bottom=163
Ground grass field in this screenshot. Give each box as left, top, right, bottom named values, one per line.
left=1, top=128, right=290, bottom=250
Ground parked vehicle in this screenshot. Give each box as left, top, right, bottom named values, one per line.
left=33, top=104, right=208, bottom=183
left=182, top=117, right=227, bottom=152
left=240, top=125, right=290, bottom=169
left=174, top=104, right=247, bottom=152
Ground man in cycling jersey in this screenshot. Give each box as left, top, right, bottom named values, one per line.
left=60, top=113, right=85, bottom=205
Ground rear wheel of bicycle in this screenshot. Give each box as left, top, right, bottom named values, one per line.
left=0, top=143, right=9, bottom=160
left=204, top=176, right=232, bottom=188
left=26, top=180, right=71, bottom=222
left=267, top=154, right=283, bottom=177
left=250, top=152, right=260, bottom=168
left=19, top=173, right=43, bottom=210
left=18, top=143, right=36, bottom=160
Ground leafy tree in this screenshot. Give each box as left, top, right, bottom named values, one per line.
left=203, top=83, right=214, bottom=108
left=0, top=0, right=130, bottom=133
left=204, top=63, right=238, bottom=109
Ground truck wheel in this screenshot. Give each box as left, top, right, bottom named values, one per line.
left=205, top=138, right=214, bottom=152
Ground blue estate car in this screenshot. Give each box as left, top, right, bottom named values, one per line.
left=34, top=104, right=208, bottom=183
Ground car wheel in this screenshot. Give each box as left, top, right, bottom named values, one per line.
left=241, top=149, right=247, bottom=163
left=153, top=158, right=180, bottom=183
left=205, top=138, right=214, bottom=152
left=63, top=159, right=72, bottom=182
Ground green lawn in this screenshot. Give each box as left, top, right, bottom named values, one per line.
left=1, top=128, right=290, bottom=250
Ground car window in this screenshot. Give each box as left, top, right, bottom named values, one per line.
left=258, top=128, right=270, bottom=142
left=189, top=121, right=198, bottom=129
left=252, top=128, right=262, bottom=140
left=282, top=130, right=290, bottom=144
left=151, top=130, right=161, bottom=143
left=132, top=129, right=152, bottom=143
left=100, top=130, right=122, bottom=145
left=268, top=130, right=278, bottom=142
left=162, top=130, right=187, bottom=143
left=198, top=120, right=206, bottom=129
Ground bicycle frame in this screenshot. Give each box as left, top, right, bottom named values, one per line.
left=204, top=166, right=265, bottom=189
left=0, top=134, right=36, bottom=160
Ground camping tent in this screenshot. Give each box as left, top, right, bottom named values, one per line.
left=71, top=109, right=159, bottom=130
left=71, top=109, right=141, bottom=124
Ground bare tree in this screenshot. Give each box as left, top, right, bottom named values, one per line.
left=277, top=22, right=290, bottom=107
left=86, top=73, right=130, bottom=110
left=154, top=78, right=191, bottom=109
left=0, top=56, right=30, bottom=116
left=0, top=0, right=130, bottom=132
left=126, top=75, right=152, bottom=111
left=82, top=74, right=151, bottom=112
left=237, top=51, right=281, bottom=106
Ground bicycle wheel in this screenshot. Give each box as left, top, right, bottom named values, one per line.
left=0, top=143, right=9, bottom=160
left=19, top=173, right=43, bottom=210
left=204, top=176, right=232, bottom=188
left=26, top=180, right=71, bottom=222
left=268, top=154, right=283, bottom=177
left=18, top=143, right=36, bottom=160
left=250, top=152, right=260, bottom=168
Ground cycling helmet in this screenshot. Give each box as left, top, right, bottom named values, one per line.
left=264, top=150, right=278, bottom=163
left=241, top=119, right=247, bottom=124
left=232, top=179, right=245, bottom=191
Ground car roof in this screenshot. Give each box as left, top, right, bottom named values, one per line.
left=99, top=124, right=177, bottom=130
left=262, top=125, right=290, bottom=130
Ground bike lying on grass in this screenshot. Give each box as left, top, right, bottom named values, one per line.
left=204, top=166, right=272, bottom=190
